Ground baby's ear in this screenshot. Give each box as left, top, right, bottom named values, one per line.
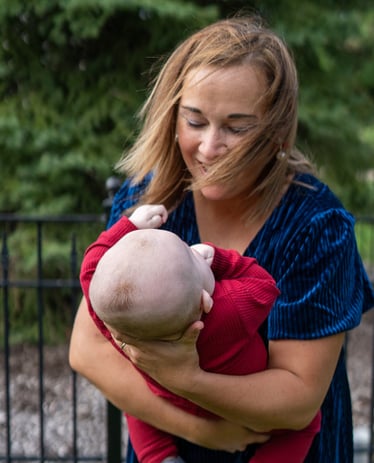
left=200, top=289, right=213, bottom=314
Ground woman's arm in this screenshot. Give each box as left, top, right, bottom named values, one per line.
left=125, top=322, right=344, bottom=433
left=69, top=297, right=269, bottom=451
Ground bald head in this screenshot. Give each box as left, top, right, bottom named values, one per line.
left=89, top=229, right=204, bottom=340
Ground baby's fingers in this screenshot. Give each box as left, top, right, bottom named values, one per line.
left=146, top=205, right=168, bottom=228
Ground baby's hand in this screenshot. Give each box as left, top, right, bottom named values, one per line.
left=129, top=204, right=168, bottom=229
left=190, top=243, right=215, bottom=266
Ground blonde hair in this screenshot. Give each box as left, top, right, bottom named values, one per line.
left=116, top=15, right=315, bottom=223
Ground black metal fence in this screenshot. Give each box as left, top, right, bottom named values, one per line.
left=1, top=212, right=373, bottom=463
left=0, top=212, right=124, bottom=463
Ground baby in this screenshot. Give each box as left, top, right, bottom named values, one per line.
left=80, top=204, right=321, bottom=463
left=89, top=206, right=215, bottom=348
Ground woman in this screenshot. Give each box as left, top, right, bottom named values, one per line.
left=69, top=15, right=374, bottom=462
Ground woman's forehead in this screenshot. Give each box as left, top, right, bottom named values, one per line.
left=180, top=65, right=266, bottom=117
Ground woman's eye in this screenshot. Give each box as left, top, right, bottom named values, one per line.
left=180, top=112, right=205, bottom=128
left=228, top=126, right=249, bottom=134
left=228, top=124, right=257, bottom=135
left=187, top=119, right=205, bottom=128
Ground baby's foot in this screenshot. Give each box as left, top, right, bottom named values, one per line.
left=161, top=457, right=186, bottom=463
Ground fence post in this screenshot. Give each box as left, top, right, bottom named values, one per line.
left=107, top=402, right=123, bottom=463
left=2, top=232, right=11, bottom=462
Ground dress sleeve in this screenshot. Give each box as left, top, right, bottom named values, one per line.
left=268, top=209, right=368, bottom=340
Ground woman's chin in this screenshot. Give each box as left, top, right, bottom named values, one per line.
left=199, top=185, right=233, bottom=202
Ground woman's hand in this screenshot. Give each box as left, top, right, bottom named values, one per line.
left=124, top=320, right=204, bottom=392
left=195, top=418, right=270, bottom=452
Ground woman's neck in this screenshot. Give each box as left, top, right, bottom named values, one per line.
left=193, top=192, right=265, bottom=254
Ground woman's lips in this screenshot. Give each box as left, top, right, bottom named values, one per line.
left=197, top=161, right=208, bottom=174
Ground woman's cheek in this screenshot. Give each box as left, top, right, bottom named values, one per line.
left=178, top=137, right=197, bottom=172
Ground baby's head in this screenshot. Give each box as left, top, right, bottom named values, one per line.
left=89, top=229, right=214, bottom=343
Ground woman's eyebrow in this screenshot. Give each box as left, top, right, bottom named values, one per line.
left=180, top=105, right=201, bottom=114
left=180, top=105, right=257, bottom=120
left=228, top=113, right=257, bottom=120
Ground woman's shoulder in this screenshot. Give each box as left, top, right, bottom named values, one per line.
left=266, top=174, right=374, bottom=338
left=255, top=173, right=357, bottom=273
left=277, top=173, right=355, bottom=234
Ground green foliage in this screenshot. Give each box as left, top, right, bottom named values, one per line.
left=355, top=219, right=374, bottom=282
left=0, top=0, right=217, bottom=215
left=270, top=1, right=374, bottom=212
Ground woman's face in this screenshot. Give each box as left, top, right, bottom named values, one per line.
left=176, top=64, right=266, bottom=201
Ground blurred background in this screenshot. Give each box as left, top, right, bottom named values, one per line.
left=0, top=0, right=373, bottom=461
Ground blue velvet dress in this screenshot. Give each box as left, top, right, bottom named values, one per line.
left=108, top=173, right=374, bottom=463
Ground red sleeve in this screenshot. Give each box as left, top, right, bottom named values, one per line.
left=126, top=414, right=178, bottom=463
left=225, top=277, right=280, bottom=336
left=79, top=216, right=138, bottom=343
left=209, top=244, right=267, bottom=281
left=209, top=244, right=280, bottom=334
left=251, top=411, right=321, bottom=463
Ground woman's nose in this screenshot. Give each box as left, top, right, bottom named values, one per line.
left=199, top=128, right=228, bottom=160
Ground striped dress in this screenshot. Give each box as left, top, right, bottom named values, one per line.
left=108, top=173, right=374, bottom=463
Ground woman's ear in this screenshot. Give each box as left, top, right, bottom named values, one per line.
left=200, top=289, right=213, bottom=314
